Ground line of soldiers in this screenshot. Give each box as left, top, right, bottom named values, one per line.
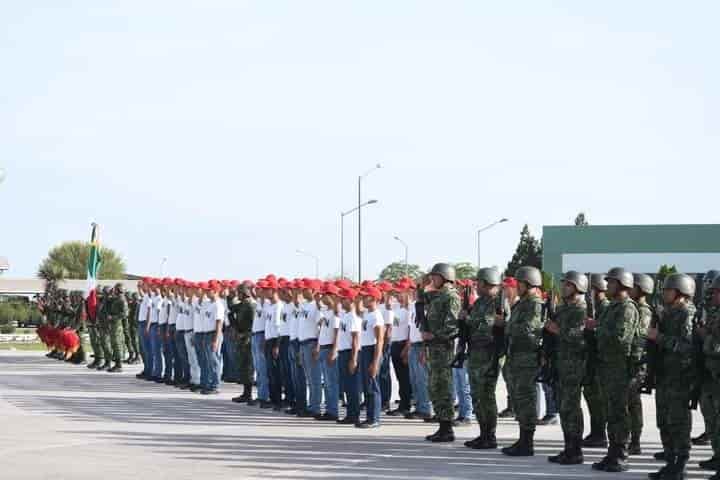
left=36, top=265, right=720, bottom=480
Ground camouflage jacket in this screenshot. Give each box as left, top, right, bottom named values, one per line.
left=506, top=293, right=543, bottom=363
left=657, top=301, right=694, bottom=377
left=596, top=296, right=639, bottom=362
left=108, top=295, right=129, bottom=320
left=467, top=294, right=497, bottom=348
left=704, top=305, right=720, bottom=376
left=424, top=284, right=460, bottom=343
left=229, top=298, right=256, bottom=335
left=556, top=298, right=586, bottom=357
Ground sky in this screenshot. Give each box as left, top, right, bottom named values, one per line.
left=1, top=1, right=719, bottom=281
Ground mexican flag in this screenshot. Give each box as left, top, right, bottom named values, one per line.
left=85, top=223, right=102, bottom=321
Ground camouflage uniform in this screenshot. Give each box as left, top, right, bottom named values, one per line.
left=506, top=292, right=543, bottom=431
left=596, top=296, right=639, bottom=462
left=124, top=295, right=139, bottom=361
left=230, top=296, right=256, bottom=386
left=628, top=298, right=651, bottom=447
left=107, top=291, right=128, bottom=367
left=424, top=283, right=461, bottom=422
left=583, top=296, right=610, bottom=444
left=556, top=298, right=587, bottom=444
left=467, top=293, right=500, bottom=437
left=96, top=294, right=111, bottom=367
left=703, top=304, right=720, bottom=468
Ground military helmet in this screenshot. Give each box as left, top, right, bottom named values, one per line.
left=237, top=283, right=253, bottom=298
left=711, top=276, right=720, bottom=291
left=704, top=270, right=720, bottom=289
left=515, top=266, right=542, bottom=287
left=476, top=267, right=501, bottom=286
left=562, top=271, right=588, bottom=294
left=115, top=283, right=125, bottom=293
left=429, top=263, right=456, bottom=283
left=605, top=267, right=634, bottom=289
left=663, top=273, right=695, bottom=297
left=102, top=286, right=111, bottom=294
left=590, top=273, right=607, bottom=292
left=633, top=273, right=654, bottom=296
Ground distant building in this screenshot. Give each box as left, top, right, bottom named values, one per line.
left=0, top=256, right=8, bottom=274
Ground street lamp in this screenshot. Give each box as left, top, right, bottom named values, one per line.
left=476, top=218, right=509, bottom=267
left=393, top=235, right=409, bottom=276
left=341, top=199, right=378, bottom=279
left=160, top=257, right=168, bottom=276
left=0, top=168, right=6, bottom=185
left=358, top=164, right=381, bottom=282
left=296, top=249, right=320, bottom=278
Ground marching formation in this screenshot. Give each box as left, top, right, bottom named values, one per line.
left=36, top=264, right=720, bottom=480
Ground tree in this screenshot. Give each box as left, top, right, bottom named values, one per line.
left=378, top=262, right=425, bottom=282
left=454, top=262, right=477, bottom=280
left=38, top=241, right=126, bottom=280
left=574, top=212, right=589, bottom=226
left=504, top=224, right=542, bottom=277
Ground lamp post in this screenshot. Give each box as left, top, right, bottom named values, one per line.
left=476, top=218, right=509, bottom=267
left=160, top=257, right=168, bottom=277
left=358, top=164, right=381, bottom=282
left=0, top=168, right=6, bottom=185
left=393, top=235, right=409, bottom=276
left=341, top=200, right=378, bottom=279
left=296, top=249, right=320, bottom=278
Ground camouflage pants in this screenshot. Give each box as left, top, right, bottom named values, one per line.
left=235, top=334, right=253, bottom=385
left=628, top=386, right=643, bottom=438
left=122, top=317, right=137, bottom=356
left=700, top=379, right=718, bottom=452
left=598, top=360, right=631, bottom=448
left=427, top=344, right=454, bottom=422
left=656, top=376, right=692, bottom=456
left=501, top=358, right=514, bottom=411
left=108, top=318, right=125, bottom=364
left=557, top=355, right=585, bottom=438
left=583, top=369, right=607, bottom=430
left=509, top=362, right=537, bottom=431
left=468, top=348, right=498, bottom=427
left=88, top=324, right=104, bottom=361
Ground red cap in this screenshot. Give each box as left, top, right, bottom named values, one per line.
left=229, top=280, right=239, bottom=288
left=197, top=282, right=209, bottom=290
left=360, top=286, right=382, bottom=300
left=323, top=284, right=340, bottom=295
left=265, top=279, right=279, bottom=290
left=338, top=288, right=358, bottom=300
left=377, top=281, right=393, bottom=292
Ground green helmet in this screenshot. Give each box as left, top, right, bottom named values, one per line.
left=102, top=286, right=111, bottom=295
left=516, top=266, right=542, bottom=287
left=562, top=271, right=588, bottom=294
left=589, top=274, right=607, bottom=291
left=476, top=267, right=501, bottom=286
left=663, top=273, right=695, bottom=297
left=429, top=263, right=456, bottom=283
left=605, top=267, right=633, bottom=289
left=238, top=284, right=253, bottom=298
left=633, top=273, right=654, bottom=296
left=115, top=283, right=125, bottom=293
left=704, top=270, right=720, bottom=290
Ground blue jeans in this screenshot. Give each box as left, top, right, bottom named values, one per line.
left=409, top=343, right=431, bottom=415
left=251, top=332, right=269, bottom=401
left=185, top=332, right=201, bottom=386
left=174, top=329, right=189, bottom=384
left=290, top=339, right=306, bottom=411
left=206, top=333, right=222, bottom=391
left=138, top=321, right=149, bottom=375
left=361, top=345, right=381, bottom=424
left=301, top=340, right=322, bottom=415
left=222, top=331, right=238, bottom=382
left=319, top=346, right=339, bottom=417
left=195, top=332, right=208, bottom=389
left=453, top=364, right=474, bottom=419
left=149, top=323, right=163, bottom=379
left=379, top=344, right=391, bottom=407
left=339, top=349, right=361, bottom=420
left=279, top=337, right=294, bottom=405
left=161, top=325, right=175, bottom=381
left=542, top=382, right=558, bottom=416
left=265, top=338, right=282, bottom=405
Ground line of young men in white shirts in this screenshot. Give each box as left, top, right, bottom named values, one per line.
left=132, top=275, right=433, bottom=427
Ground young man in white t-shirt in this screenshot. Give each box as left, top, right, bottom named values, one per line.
left=316, top=284, right=341, bottom=421
left=249, top=282, right=269, bottom=406
left=378, top=282, right=395, bottom=411
left=286, top=282, right=309, bottom=416
left=278, top=282, right=295, bottom=411
left=337, top=288, right=362, bottom=425
left=173, top=280, right=190, bottom=389
left=387, top=282, right=412, bottom=416
left=358, top=286, right=385, bottom=428
left=404, top=281, right=433, bottom=420
left=299, top=280, right=322, bottom=417
left=202, top=283, right=225, bottom=394
left=263, top=280, right=284, bottom=410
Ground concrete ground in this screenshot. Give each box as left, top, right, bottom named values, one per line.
left=0, top=351, right=714, bottom=480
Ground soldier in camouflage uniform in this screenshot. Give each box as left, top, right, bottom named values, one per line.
left=71, top=291, right=88, bottom=364
left=86, top=290, right=104, bottom=369
left=422, top=263, right=461, bottom=443
left=628, top=273, right=653, bottom=455
left=646, top=273, right=695, bottom=480
left=701, top=276, right=720, bottom=479
left=463, top=267, right=503, bottom=450
left=105, top=283, right=128, bottom=372
left=694, top=270, right=720, bottom=447
left=95, top=287, right=113, bottom=371
left=124, top=292, right=140, bottom=364
left=547, top=271, right=587, bottom=465
left=501, top=266, right=543, bottom=457
left=592, top=267, right=640, bottom=473
left=583, top=273, right=610, bottom=448
left=230, top=283, right=256, bottom=403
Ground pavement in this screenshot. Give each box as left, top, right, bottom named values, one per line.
left=0, top=351, right=715, bottom=480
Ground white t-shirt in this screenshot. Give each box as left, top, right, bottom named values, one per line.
left=168, top=298, right=177, bottom=326
left=175, top=299, right=186, bottom=330
left=202, top=298, right=225, bottom=333
left=408, top=302, right=423, bottom=343
left=149, top=294, right=162, bottom=324
left=361, top=309, right=383, bottom=347
left=318, top=307, right=340, bottom=346
left=299, top=301, right=320, bottom=341
left=380, top=304, right=394, bottom=326
left=279, top=302, right=292, bottom=337
left=191, top=297, right=204, bottom=332
left=264, top=301, right=283, bottom=340
left=338, top=309, right=361, bottom=351
left=252, top=299, right=265, bottom=333
left=138, top=294, right=151, bottom=323
left=391, top=306, right=410, bottom=342
left=288, top=303, right=301, bottom=340
left=158, top=296, right=170, bottom=325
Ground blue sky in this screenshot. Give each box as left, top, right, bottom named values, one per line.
left=1, top=1, right=718, bottom=281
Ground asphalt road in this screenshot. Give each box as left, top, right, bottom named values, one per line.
left=0, top=351, right=714, bottom=480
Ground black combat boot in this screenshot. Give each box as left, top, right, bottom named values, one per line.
left=108, top=362, right=123, bottom=373
left=464, top=422, right=484, bottom=448
left=87, top=358, right=100, bottom=369
left=604, top=443, right=629, bottom=473
left=429, top=421, right=455, bottom=443
left=629, top=433, right=642, bottom=455
left=477, top=422, right=498, bottom=449
left=654, top=451, right=668, bottom=461
left=592, top=444, right=616, bottom=471
left=96, top=360, right=111, bottom=371
left=668, top=455, right=688, bottom=480
left=559, top=436, right=584, bottom=465
left=502, top=428, right=534, bottom=456
left=649, top=455, right=675, bottom=480
left=549, top=433, right=569, bottom=463
left=583, top=421, right=608, bottom=448
left=692, top=432, right=710, bottom=446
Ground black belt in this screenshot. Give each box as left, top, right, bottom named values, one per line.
left=411, top=341, right=423, bottom=346
left=300, top=338, right=318, bottom=345
left=319, top=344, right=333, bottom=350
